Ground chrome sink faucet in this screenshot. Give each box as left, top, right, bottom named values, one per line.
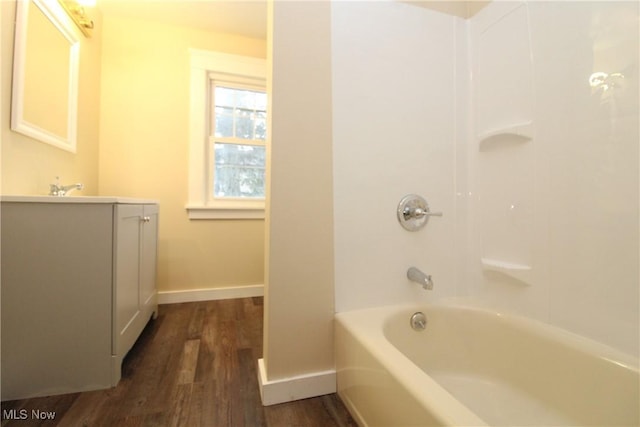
left=407, top=267, right=433, bottom=290
left=49, top=176, right=84, bottom=196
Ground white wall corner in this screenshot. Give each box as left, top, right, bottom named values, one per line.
left=257, top=358, right=336, bottom=406
left=157, top=284, right=263, bottom=304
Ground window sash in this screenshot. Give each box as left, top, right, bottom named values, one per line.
left=210, top=81, right=267, bottom=142
left=209, top=140, right=266, bottom=201
left=208, top=81, right=266, bottom=203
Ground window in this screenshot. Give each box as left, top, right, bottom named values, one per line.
left=187, top=50, right=267, bottom=219
left=211, top=84, right=267, bottom=199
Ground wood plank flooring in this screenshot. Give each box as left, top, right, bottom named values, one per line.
left=1, top=298, right=357, bottom=427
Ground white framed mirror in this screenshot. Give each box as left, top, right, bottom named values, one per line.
left=11, top=0, right=80, bottom=153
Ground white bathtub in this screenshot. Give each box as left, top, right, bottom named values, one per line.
left=335, top=302, right=639, bottom=426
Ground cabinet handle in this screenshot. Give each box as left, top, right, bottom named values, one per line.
left=141, top=216, right=151, bottom=223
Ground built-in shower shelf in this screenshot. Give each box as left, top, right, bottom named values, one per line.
left=477, top=121, right=533, bottom=146
left=481, top=257, right=533, bottom=286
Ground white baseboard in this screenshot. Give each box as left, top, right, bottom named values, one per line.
left=157, top=284, right=264, bottom=304
left=257, top=358, right=336, bottom=406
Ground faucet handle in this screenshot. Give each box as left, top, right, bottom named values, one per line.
left=405, top=207, right=443, bottom=219
left=397, top=194, right=443, bottom=231
left=49, top=176, right=61, bottom=196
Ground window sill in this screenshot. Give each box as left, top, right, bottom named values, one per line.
left=186, top=204, right=265, bottom=220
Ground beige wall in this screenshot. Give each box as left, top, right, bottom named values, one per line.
left=98, top=15, right=266, bottom=293
left=263, top=0, right=335, bottom=380
left=1, top=1, right=101, bottom=196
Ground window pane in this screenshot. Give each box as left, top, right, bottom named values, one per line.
left=214, top=87, right=235, bottom=108
left=254, top=116, right=266, bottom=140
left=214, top=107, right=233, bottom=137
left=214, top=143, right=265, bottom=198
left=235, top=109, right=254, bottom=139
left=236, top=89, right=258, bottom=110
left=212, top=85, right=266, bottom=141
left=255, top=92, right=267, bottom=111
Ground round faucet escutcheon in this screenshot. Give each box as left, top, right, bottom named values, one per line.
left=410, top=312, right=427, bottom=331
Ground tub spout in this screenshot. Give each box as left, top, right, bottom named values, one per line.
left=407, top=267, right=433, bottom=290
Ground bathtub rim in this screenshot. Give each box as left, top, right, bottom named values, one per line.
left=335, top=298, right=639, bottom=427
left=341, top=299, right=639, bottom=371
left=335, top=301, right=488, bottom=427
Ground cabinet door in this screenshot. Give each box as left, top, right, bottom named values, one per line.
left=114, top=204, right=143, bottom=356
left=140, top=204, right=158, bottom=315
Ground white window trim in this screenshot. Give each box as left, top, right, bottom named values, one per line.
left=187, top=49, right=267, bottom=220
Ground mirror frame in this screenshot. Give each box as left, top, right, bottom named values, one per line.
left=11, top=0, right=80, bottom=153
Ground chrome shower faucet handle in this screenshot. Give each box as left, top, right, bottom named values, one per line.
left=397, top=194, right=442, bottom=231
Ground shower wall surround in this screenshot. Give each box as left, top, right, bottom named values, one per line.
left=467, top=1, right=639, bottom=356
left=332, top=1, right=639, bottom=356
left=332, top=1, right=466, bottom=311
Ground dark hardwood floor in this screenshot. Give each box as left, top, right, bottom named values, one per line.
left=1, top=298, right=357, bottom=427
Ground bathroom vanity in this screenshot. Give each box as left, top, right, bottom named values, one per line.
left=0, top=196, right=159, bottom=400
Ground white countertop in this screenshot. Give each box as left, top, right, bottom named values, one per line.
left=1, top=195, right=159, bottom=204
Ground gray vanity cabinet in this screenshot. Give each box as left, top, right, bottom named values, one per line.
left=0, top=197, right=159, bottom=400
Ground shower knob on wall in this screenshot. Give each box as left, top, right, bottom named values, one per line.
left=397, top=194, right=443, bottom=231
